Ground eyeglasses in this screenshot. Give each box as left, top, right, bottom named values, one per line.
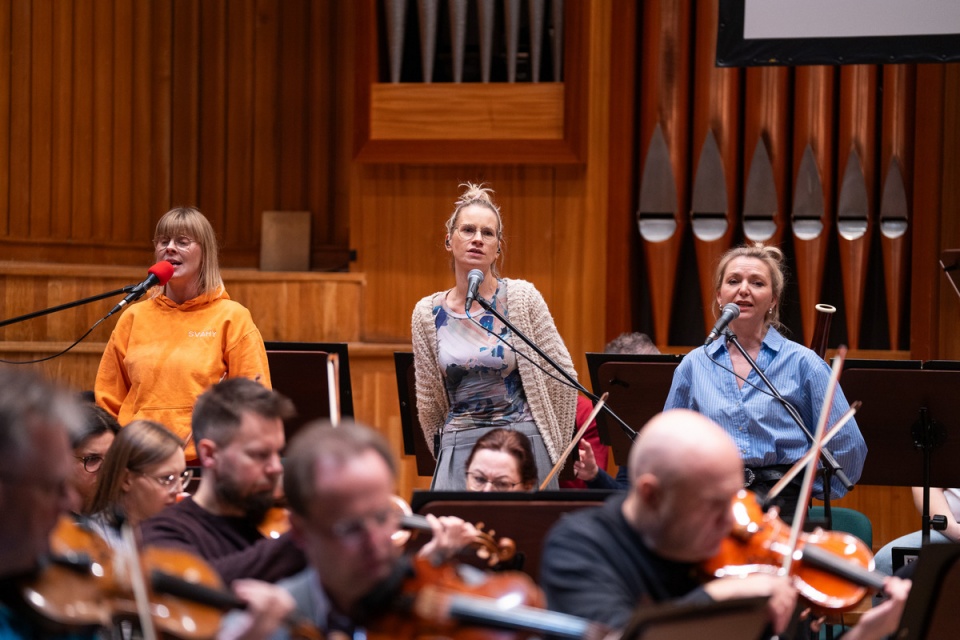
left=154, top=235, right=196, bottom=250
left=74, top=454, right=105, bottom=473
left=465, top=471, right=521, bottom=492
left=140, top=469, right=194, bottom=491
left=324, top=507, right=401, bottom=544
left=456, top=224, right=498, bottom=243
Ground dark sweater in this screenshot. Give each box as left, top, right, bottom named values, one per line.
left=540, top=493, right=712, bottom=630
left=139, top=496, right=306, bottom=584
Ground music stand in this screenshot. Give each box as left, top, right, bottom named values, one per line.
left=895, top=543, right=960, bottom=640
left=586, top=353, right=684, bottom=466
left=840, top=361, right=960, bottom=542
left=265, top=341, right=354, bottom=443
left=394, top=352, right=579, bottom=482
left=620, top=596, right=771, bottom=640
left=394, top=352, right=435, bottom=476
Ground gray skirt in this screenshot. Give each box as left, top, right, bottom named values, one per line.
left=430, top=421, right=559, bottom=491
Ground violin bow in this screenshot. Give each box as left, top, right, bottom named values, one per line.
left=327, top=352, right=341, bottom=427
left=539, top=393, right=608, bottom=491
left=781, top=346, right=847, bottom=575
left=120, top=520, right=160, bottom=640
left=765, top=400, right=861, bottom=501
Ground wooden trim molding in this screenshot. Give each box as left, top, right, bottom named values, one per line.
left=352, top=0, right=588, bottom=164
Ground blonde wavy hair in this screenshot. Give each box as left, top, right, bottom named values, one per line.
left=714, top=243, right=786, bottom=331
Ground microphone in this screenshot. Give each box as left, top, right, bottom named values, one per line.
left=705, top=303, right=741, bottom=346
left=107, top=261, right=175, bottom=317
left=464, top=269, right=484, bottom=313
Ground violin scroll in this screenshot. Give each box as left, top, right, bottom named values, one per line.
left=389, top=495, right=517, bottom=567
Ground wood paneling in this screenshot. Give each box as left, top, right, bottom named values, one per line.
left=0, top=0, right=346, bottom=270
left=369, top=84, right=565, bottom=140
left=0, top=263, right=364, bottom=344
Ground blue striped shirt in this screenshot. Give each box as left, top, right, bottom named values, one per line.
left=664, top=327, right=867, bottom=499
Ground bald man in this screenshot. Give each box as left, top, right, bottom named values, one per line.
left=541, top=409, right=796, bottom=633
left=540, top=409, right=911, bottom=638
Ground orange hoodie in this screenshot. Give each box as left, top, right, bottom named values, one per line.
left=95, top=287, right=271, bottom=459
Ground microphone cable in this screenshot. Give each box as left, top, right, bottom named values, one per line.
left=0, top=315, right=108, bottom=365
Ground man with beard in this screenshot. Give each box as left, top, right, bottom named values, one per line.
left=140, top=377, right=306, bottom=584
left=220, top=421, right=481, bottom=640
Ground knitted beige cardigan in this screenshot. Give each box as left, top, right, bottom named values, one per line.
left=411, top=278, right=577, bottom=464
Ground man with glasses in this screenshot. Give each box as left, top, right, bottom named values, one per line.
left=221, top=421, right=478, bottom=640
left=140, top=377, right=306, bottom=584
left=0, top=369, right=94, bottom=638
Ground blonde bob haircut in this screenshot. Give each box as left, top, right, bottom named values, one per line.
left=153, top=206, right=223, bottom=295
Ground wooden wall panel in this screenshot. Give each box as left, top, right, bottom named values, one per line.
left=940, top=65, right=960, bottom=360
left=0, top=0, right=346, bottom=270
left=0, top=0, right=9, bottom=236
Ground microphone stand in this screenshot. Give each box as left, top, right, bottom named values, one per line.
left=474, top=295, right=639, bottom=441
left=0, top=285, right=139, bottom=329
left=722, top=329, right=851, bottom=520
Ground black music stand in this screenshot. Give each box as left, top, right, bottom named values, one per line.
left=620, top=596, right=771, bottom=640
left=394, top=352, right=579, bottom=482
left=394, top=352, right=436, bottom=476
left=265, top=341, right=354, bottom=443
left=841, top=361, right=960, bottom=543
left=895, top=543, right=960, bottom=640
left=586, top=353, right=684, bottom=466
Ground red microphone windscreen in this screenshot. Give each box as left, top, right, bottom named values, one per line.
left=148, top=261, right=175, bottom=286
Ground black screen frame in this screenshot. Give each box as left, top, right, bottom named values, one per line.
left=718, top=0, right=960, bottom=66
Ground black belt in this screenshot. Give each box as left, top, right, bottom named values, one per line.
left=743, top=464, right=794, bottom=489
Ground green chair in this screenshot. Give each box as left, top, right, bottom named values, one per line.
left=807, top=506, right=874, bottom=640
left=808, top=505, right=873, bottom=548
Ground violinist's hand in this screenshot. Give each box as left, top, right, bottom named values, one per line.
left=219, top=579, right=296, bottom=640
left=573, top=440, right=599, bottom=482
left=843, top=577, right=911, bottom=640
left=418, top=515, right=480, bottom=564
left=703, top=574, right=797, bottom=635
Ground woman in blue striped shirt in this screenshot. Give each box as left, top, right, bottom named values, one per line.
left=664, top=243, right=867, bottom=514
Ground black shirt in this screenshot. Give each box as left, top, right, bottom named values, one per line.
left=540, top=493, right=712, bottom=630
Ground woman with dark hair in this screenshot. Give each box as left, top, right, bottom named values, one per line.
left=665, top=243, right=867, bottom=513
left=87, top=419, right=189, bottom=548
left=95, top=207, right=271, bottom=458
left=464, top=428, right=538, bottom=492
left=69, top=403, right=121, bottom=514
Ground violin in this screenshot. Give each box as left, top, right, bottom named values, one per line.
left=389, top=495, right=517, bottom=567
left=363, top=555, right=609, bottom=640
left=22, top=515, right=321, bottom=640
left=702, top=490, right=886, bottom=612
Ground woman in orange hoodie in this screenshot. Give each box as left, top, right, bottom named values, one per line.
left=95, top=207, right=271, bottom=459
